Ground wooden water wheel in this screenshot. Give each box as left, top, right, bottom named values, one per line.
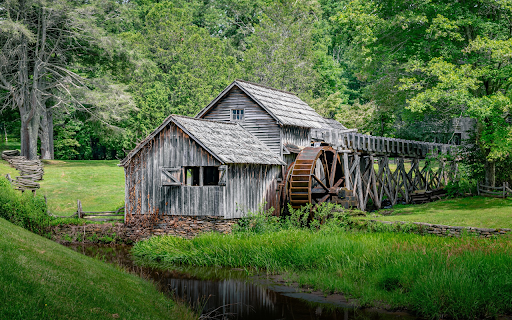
left=285, top=146, right=345, bottom=209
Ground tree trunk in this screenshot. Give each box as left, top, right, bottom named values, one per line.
left=20, top=107, right=40, bottom=160
left=39, top=108, right=54, bottom=160
left=485, top=160, right=496, bottom=187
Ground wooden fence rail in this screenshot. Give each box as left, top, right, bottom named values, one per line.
left=477, top=182, right=512, bottom=198
left=52, top=200, right=124, bottom=222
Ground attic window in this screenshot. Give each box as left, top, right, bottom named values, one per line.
left=231, top=109, right=244, bottom=121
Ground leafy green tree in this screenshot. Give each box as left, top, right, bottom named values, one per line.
left=337, top=0, right=512, bottom=185
left=0, top=0, right=134, bottom=159
left=120, top=1, right=241, bottom=143
left=242, top=0, right=347, bottom=102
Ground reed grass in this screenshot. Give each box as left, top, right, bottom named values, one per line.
left=133, top=224, right=512, bottom=319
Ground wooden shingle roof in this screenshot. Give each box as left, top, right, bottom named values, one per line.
left=323, top=118, right=348, bottom=130
left=196, top=80, right=328, bottom=129
left=172, top=116, right=284, bottom=165
left=120, top=115, right=284, bottom=167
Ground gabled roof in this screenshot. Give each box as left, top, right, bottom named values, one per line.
left=196, top=80, right=328, bottom=129
left=120, top=115, right=285, bottom=167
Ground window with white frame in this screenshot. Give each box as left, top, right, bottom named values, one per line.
left=231, top=109, right=244, bottom=121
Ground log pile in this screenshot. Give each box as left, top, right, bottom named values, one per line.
left=410, top=188, right=447, bottom=204
left=2, top=150, right=44, bottom=192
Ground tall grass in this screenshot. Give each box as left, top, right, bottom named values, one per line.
left=133, top=205, right=512, bottom=319
left=0, top=177, right=51, bottom=235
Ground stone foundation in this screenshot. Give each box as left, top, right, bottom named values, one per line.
left=369, top=220, right=511, bottom=238
left=50, top=215, right=239, bottom=244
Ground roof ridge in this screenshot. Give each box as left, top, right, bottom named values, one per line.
left=173, top=114, right=240, bottom=126
left=235, top=79, right=298, bottom=96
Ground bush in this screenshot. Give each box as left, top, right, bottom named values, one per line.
left=445, top=162, right=478, bottom=197
left=233, top=202, right=350, bottom=234
left=0, top=178, right=51, bottom=235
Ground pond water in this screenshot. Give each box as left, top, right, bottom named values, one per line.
left=69, top=244, right=418, bottom=320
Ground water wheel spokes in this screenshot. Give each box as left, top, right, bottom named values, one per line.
left=286, top=146, right=345, bottom=209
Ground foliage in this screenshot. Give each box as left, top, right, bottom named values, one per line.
left=233, top=203, right=350, bottom=234
left=0, top=178, right=50, bottom=235
left=132, top=226, right=512, bottom=319
left=460, top=137, right=512, bottom=185
left=0, top=0, right=134, bottom=160
left=336, top=0, right=512, bottom=182
left=0, top=217, right=196, bottom=320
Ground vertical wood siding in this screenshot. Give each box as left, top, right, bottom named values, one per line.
left=223, top=164, right=281, bottom=218
left=281, top=125, right=311, bottom=166
left=125, top=122, right=282, bottom=219
left=281, top=125, right=311, bottom=147
left=125, top=122, right=223, bottom=218
left=200, top=87, right=282, bottom=157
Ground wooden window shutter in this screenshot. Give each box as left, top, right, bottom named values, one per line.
left=161, top=167, right=182, bottom=186
left=218, top=165, right=228, bottom=186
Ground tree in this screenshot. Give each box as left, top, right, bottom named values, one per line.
left=242, top=0, right=346, bottom=100
left=336, top=0, right=512, bottom=185
left=0, top=0, right=132, bottom=159
left=120, top=0, right=241, bottom=141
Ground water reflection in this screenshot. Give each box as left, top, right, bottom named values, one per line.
left=69, top=244, right=417, bottom=320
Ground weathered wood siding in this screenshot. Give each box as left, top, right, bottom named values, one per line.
left=201, top=87, right=282, bottom=157
left=125, top=122, right=223, bottom=218
left=281, top=125, right=311, bottom=166
left=223, top=164, right=281, bottom=218
left=125, top=121, right=282, bottom=219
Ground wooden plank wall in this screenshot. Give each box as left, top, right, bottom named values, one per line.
left=281, top=125, right=311, bottom=166
left=223, top=164, right=281, bottom=218
left=125, top=121, right=282, bottom=219
left=200, top=87, right=282, bottom=157
left=125, top=122, right=223, bottom=218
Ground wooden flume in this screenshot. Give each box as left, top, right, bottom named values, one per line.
left=281, top=134, right=459, bottom=211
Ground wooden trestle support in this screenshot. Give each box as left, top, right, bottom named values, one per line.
left=281, top=131, right=459, bottom=211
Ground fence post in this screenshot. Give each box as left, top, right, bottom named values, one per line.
left=504, top=182, right=507, bottom=198
left=477, top=182, right=480, bottom=196
left=77, top=200, right=82, bottom=218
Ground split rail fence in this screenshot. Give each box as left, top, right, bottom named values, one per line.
left=2, top=150, right=44, bottom=193
left=477, top=182, right=512, bottom=198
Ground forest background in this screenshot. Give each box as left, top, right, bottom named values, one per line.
left=1, top=0, right=512, bottom=185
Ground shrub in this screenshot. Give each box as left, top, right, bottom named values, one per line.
left=233, top=202, right=350, bottom=234
left=0, top=178, right=51, bottom=235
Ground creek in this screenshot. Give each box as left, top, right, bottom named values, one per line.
left=69, top=244, right=417, bottom=320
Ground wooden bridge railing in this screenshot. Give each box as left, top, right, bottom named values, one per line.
left=312, top=128, right=457, bottom=158
left=477, top=182, right=512, bottom=198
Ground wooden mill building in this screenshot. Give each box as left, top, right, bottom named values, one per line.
left=120, top=114, right=284, bottom=219
left=120, top=80, right=340, bottom=220
left=121, top=79, right=457, bottom=221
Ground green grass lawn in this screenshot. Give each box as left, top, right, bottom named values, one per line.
left=39, top=160, right=125, bottom=216
left=0, top=159, right=125, bottom=216
left=367, top=196, right=512, bottom=229
left=0, top=217, right=195, bottom=320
